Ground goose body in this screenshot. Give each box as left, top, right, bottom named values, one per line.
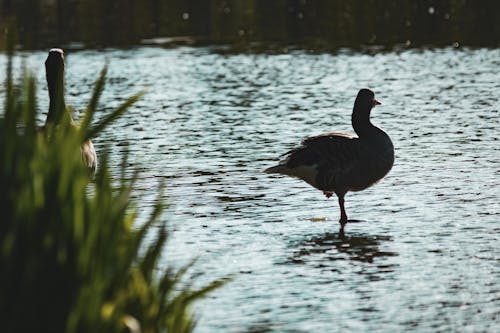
left=45, top=48, right=97, bottom=173
left=265, top=89, right=394, bottom=234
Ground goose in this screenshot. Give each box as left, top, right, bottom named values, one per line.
left=44, top=48, right=97, bottom=173
left=265, top=89, right=394, bottom=235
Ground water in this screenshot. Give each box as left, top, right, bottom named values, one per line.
left=2, top=46, right=499, bottom=332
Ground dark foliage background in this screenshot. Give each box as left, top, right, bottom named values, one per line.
left=1, top=0, right=500, bottom=49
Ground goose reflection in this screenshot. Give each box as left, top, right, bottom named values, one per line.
left=288, top=232, right=398, bottom=264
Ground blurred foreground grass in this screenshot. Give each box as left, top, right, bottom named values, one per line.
left=0, top=41, right=225, bottom=332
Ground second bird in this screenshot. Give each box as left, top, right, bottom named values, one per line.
left=45, top=48, right=97, bottom=173
left=265, top=89, right=394, bottom=235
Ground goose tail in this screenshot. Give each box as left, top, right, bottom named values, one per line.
left=263, top=164, right=287, bottom=174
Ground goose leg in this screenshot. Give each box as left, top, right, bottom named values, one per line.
left=338, top=196, right=348, bottom=235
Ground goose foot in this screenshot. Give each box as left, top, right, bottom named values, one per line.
left=323, top=191, right=333, bottom=198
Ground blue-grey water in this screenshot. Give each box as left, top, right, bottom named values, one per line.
left=2, top=46, right=499, bottom=332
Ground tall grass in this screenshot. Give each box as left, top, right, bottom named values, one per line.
left=0, top=43, right=225, bottom=332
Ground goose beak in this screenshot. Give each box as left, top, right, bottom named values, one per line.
left=374, top=99, right=381, bottom=106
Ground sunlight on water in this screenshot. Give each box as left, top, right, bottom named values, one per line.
left=1, top=46, right=499, bottom=332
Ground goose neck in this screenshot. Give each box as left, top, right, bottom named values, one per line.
left=46, top=77, right=66, bottom=125
left=351, top=109, right=375, bottom=137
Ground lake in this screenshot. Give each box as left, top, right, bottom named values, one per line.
left=2, top=46, right=499, bottom=332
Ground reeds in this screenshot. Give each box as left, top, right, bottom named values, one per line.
left=0, top=43, right=225, bottom=333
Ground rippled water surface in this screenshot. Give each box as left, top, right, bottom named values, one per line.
left=3, top=46, right=499, bottom=332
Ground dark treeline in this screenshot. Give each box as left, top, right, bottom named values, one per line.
left=1, top=0, right=500, bottom=50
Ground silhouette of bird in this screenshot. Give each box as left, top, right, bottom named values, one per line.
left=265, top=89, right=394, bottom=235
left=44, top=48, right=97, bottom=173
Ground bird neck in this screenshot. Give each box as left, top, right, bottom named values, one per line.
left=351, top=108, right=376, bottom=138
left=46, top=77, right=67, bottom=126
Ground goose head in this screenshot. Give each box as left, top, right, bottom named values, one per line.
left=45, top=48, right=65, bottom=93
left=354, top=88, right=381, bottom=113
left=351, top=89, right=381, bottom=137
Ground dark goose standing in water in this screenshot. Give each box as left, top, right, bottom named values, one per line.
left=265, top=89, right=394, bottom=235
left=45, top=48, right=97, bottom=172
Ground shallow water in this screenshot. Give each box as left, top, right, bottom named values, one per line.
left=2, top=46, right=499, bottom=332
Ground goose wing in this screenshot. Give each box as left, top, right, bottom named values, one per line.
left=285, top=132, right=359, bottom=169
left=276, top=133, right=363, bottom=192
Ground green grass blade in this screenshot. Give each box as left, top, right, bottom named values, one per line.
left=80, top=65, right=108, bottom=134
left=85, top=91, right=145, bottom=141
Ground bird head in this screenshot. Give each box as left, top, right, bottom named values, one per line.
left=355, top=88, right=381, bottom=111
left=45, top=48, right=65, bottom=91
